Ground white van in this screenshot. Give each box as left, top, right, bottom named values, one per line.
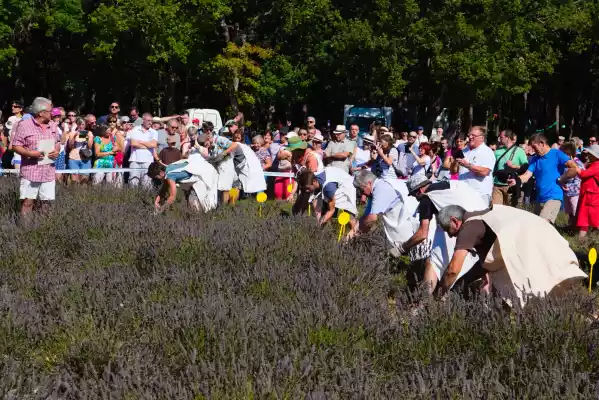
left=186, top=108, right=223, bottom=131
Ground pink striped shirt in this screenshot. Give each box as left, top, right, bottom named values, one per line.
left=11, top=118, right=59, bottom=182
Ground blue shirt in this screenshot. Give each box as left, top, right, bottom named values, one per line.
left=528, top=148, right=570, bottom=203
left=365, top=179, right=401, bottom=216
left=315, top=172, right=338, bottom=201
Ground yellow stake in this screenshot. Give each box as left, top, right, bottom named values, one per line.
left=256, top=192, right=267, bottom=218
left=337, top=212, right=351, bottom=242
left=308, top=204, right=311, bottom=217
left=589, top=248, right=597, bottom=293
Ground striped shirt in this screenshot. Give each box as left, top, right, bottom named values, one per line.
left=11, top=118, right=59, bottom=182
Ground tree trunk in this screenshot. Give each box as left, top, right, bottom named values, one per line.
left=556, top=103, right=560, bottom=137
left=166, top=64, right=176, bottom=115
left=468, top=103, right=474, bottom=131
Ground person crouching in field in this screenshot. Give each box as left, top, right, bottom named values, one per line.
left=296, top=167, right=358, bottom=234
left=147, top=153, right=219, bottom=213
left=435, top=204, right=586, bottom=307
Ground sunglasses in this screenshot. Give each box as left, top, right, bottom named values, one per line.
left=12, top=104, right=22, bottom=108
left=68, top=114, right=76, bottom=117
left=108, top=120, right=117, bottom=124
left=110, top=105, right=120, bottom=109
left=409, top=135, right=417, bottom=139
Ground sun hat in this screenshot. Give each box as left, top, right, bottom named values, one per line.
left=286, top=136, right=307, bottom=150
left=5, top=116, right=19, bottom=131
left=333, top=125, right=347, bottom=134
left=152, top=117, right=161, bottom=122
left=51, top=108, right=62, bottom=117
left=583, top=144, right=599, bottom=160
left=363, top=134, right=375, bottom=143
left=312, top=132, right=324, bottom=142
left=285, top=131, right=298, bottom=139
left=406, top=174, right=432, bottom=195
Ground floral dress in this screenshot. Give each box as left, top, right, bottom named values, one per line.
left=94, top=136, right=115, bottom=168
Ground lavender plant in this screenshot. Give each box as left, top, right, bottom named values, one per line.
left=0, top=179, right=597, bottom=399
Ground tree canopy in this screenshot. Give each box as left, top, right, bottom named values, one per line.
left=1, top=0, right=598, bottom=137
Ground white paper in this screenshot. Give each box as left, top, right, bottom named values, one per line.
left=38, top=139, right=55, bottom=165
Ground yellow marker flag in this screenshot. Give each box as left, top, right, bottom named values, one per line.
left=337, top=211, right=351, bottom=242
left=256, top=192, right=267, bottom=217
left=589, top=248, right=597, bottom=293
left=229, top=188, right=240, bottom=205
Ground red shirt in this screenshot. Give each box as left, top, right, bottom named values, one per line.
left=11, top=118, right=59, bottom=182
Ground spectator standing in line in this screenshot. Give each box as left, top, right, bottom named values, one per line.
left=11, top=101, right=23, bottom=119
left=414, top=126, right=429, bottom=146
left=509, top=133, right=577, bottom=224
left=129, top=106, right=142, bottom=126
left=560, top=142, right=584, bottom=229
left=67, top=117, right=94, bottom=183
left=156, top=135, right=182, bottom=166
left=349, top=124, right=361, bottom=148
left=98, top=101, right=121, bottom=125
left=457, top=126, right=496, bottom=204
left=128, top=113, right=158, bottom=188
left=307, top=116, right=322, bottom=137
left=10, top=97, right=60, bottom=218
left=492, top=129, right=528, bottom=206
left=84, top=114, right=97, bottom=132
left=573, top=145, right=599, bottom=239
left=92, top=124, right=119, bottom=185
left=325, top=125, right=355, bottom=174
left=552, top=135, right=565, bottom=149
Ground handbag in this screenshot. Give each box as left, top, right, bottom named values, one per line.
left=78, top=131, right=92, bottom=161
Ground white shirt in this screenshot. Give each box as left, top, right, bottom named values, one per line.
left=411, top=155, right=431, bottom=177
left=128, top=126, right=158, bottom=163
left=415, top=134, right=429, bottom=147
left=459, top=143, right=496, bottom=198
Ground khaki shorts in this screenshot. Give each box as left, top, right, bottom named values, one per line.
left=534, top=200, right=561, bottom=224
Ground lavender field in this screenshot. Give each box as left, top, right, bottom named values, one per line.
left=0, top=180, right=598, bottom=399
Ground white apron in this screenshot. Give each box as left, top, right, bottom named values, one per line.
left=309, top=167, right=358, bottom=216
left=236, top=144, right=267, bottom=193
left=467, top=205, right=586, bottom=306
left=425, top=181, right=488, bottom=281
left=376, top=178, right=420, bottom=245
left=171, top=154, right=219, bottom=212
left=216, top=156, right=235, bottom=191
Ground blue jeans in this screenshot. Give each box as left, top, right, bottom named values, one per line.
left=68, top=159, right=92, bottom=174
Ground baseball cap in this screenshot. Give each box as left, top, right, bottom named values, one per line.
left=417, top=126, right=424, bottom=131
left=120, top=116, right=130, bottom=123
left=167, top=135, right=177, bottom=144
left=51, top=108, right=62, bottom=117
left=225, top=119, right=238, bottom=127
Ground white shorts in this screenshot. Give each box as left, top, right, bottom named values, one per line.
left=20, top=178, right=55, bottom=201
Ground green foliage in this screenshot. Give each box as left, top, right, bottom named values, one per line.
left=0, top=0, right=599, bottom=126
